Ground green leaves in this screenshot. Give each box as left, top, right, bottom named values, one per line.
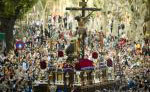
left=93, top=0, right=102, bottom=8
left=0, top=0, right=38, bottom=19
left=0, top=0, right=15, bottom=17
left=41, top=0, right=47, bottom=8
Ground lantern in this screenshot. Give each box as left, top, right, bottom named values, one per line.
left=40, top=60, right=47, bottom=69
left=16, top=41, right=25, bottom=50
left=92, top=52, right=98, bottom=59
left=58, top=51, right=64, bottom=57
left=107, top=59, right=113, bottom=67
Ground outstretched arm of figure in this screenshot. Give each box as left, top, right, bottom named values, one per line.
left=83, top=11, right=94, bottom=23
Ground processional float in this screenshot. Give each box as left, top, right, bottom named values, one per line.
left=34, top=0, right=117, bottom=91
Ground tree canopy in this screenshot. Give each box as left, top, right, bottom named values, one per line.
left=0, top=0, right=39, bottom=53
left=0, top=0, right=38, bottom=19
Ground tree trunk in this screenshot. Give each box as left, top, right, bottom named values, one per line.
left=144, top=1, right=150, bottom=39
left=0, top=18, right=16, bottom=53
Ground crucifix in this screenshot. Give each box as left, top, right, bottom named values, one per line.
left=66, top=0, right=101, bottom=58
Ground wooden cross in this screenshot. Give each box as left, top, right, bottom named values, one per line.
left=66, top=0, right=101, bottom=58
left=66, top=0, right=101, bottom=17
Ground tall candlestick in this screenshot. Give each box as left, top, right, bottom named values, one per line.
left=83, top=72, right=87, bottom=85
left=91, top=71, right=96, bottom=84
left=61, top=71, right=64, bottom=85
left=65, top=72, right=69, bottom=85
left=55, top=71, right=57, bottom=84
left=49, top=72, right=53, bottom=85
left=75, top=71, right=81, bottom=86
left=100, top=70, right=103, bottom=82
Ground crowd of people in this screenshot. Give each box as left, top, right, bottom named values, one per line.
left=0, top=14, right=150, bottom=92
